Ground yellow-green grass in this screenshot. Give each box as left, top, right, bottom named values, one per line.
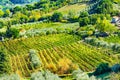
left=56, top=4, right=87, bottom=14
left=45, top=3, right=87, bottom=16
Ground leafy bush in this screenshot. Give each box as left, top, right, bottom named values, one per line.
left=31, top=70, right=61, bottom=80
left=29, top=49, right=42, bottom=69
left=72, top=69, right=98, bottom=80
left=111, top=64, right=120, bottom=73
left=93, top=63, right=111, bottom=75
left=51, top=12, right=63, bottom=22
left=57, top=58, right=78, bottom=74
left=6, top=28, right=19, bottom=38
left=79, top=17, right=90, bottom=27
left=84, top=37, right=97, bottom=45
left=85, top=37, right=120, bottom=52
left=0, top=73, right=20, bottom=80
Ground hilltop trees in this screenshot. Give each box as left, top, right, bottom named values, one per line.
left=94, top=0, right=113, bottom=14
left=79, top=11, right=90, bottom=27
left=51, top=12, right=63, bottom=22
left=96, top=17, right=117, bottom=34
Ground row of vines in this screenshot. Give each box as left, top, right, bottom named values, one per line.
left=9, top=41, right=116, bottom=77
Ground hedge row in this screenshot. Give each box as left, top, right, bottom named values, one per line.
left=84, top=37, right=120, bottom=52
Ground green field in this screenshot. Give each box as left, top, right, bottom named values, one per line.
left=3, top=34, right=116, bottom=77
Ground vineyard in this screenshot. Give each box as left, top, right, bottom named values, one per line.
left=0, top=0, right=120, bottom=79
left=1, top=34, right=116, bottom=77
left=0, top=34, right=81, bottom=55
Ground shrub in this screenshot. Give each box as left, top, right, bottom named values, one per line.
left=39, top=31, right=46, bottom=36
left=72, top=69, right=99, bottom=80
left=79, top=17, right=90, bottom=27
left=98, top=41, right=109, bottom=48
left=31, top=70, right=61, bottom=80
left=29, top=49, right=42, bottom=69
left=84, top=38, right=97, bottom=45
left=51, top=12, right=63, bottom=22
left=0, top=73, right=20, bottom=80
left=6, top=28, right=19, bottom=38
left=57, top=58, right=78, bottom=74
left=111, top=64, right=120, bottom=73
left=114, top=44, right=120, bottom=52
left=93, top=63, right=111, bottom=75
left=65, top=28, right=73, bottom=34
left=56, top=28, right=65, bottom=33
left=0, top=20, right=4, bottom=28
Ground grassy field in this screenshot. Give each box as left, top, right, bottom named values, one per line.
left=11, top=22, right=79, bottom=30
left=56, top=4, right=87, bottom=15
left=45, top=3, right=87, bottom=16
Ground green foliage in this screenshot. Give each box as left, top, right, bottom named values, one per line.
left=94, top=0, right=113, bottom=14
left=85, top=37, right=120, bottom=52
left=51, top=12, right=63, bottom=22
left=29, top=49, right=42, bottom=69
left=31, top=70, right=61, bottom=80
left=79, top=17, right=90, bottom=27
left=72, top=69, right=98, bottom=80
left=4, top=9, right=10, bottom=17
left=89, top=14, right=111, bottom=25
left=94, top=63, right=111, bottom=75
left=79, top=11, right=90, bottom=27
left=111, top=64, right=120, bottom=73
left=96, top=18, right=117, bottom=33
left=12, top=12, right=29, bottom=24
left=0, top=20, right=4, bottom=28
left=0, top=73, right=20, bottom=80
left=79, top=11, right=89, bottom=18
left=12, top=6, right=22, bottom=13
left=0, top=49, right=11, bottom=74
left=67, top=10, right=78, bottom=22
left=0, top=10, right=4, bottom=17
left=6, top=28, right=19, bottom=38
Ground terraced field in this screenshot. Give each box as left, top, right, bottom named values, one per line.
left=4, top=34, right=116, bottom=77
left=1, top=34, right=80, bottom=54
